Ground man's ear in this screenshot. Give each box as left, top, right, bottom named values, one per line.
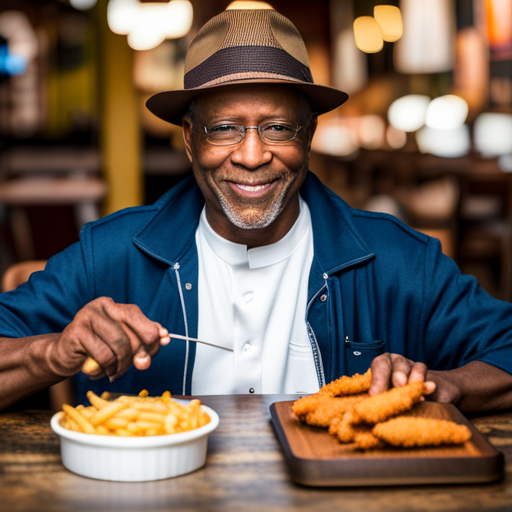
left=182, top=116, right=193, bottom=163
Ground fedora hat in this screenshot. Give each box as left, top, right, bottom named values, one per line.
left=146, top=9, right=348, bottom=126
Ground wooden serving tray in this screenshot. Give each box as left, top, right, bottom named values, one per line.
left=270, top=400, right=504, bottom=487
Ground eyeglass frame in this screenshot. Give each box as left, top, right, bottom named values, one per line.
left=202, top=122, right=304, bottom=146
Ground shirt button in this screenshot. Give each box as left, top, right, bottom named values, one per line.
left=243, top=343, right=251, bottom=352
left=249, top=388, right=255, bottom=394
left=244, top=292, right=253, bottom=303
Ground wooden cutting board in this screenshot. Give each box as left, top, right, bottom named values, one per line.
left=270, top=400, right=504, bottom=487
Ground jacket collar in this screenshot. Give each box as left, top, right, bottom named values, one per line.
left=133, top=171, right=374, bottom=273
left=133, top=176, right=204, bottom=266
left=301, top=172, right=375, bottom=275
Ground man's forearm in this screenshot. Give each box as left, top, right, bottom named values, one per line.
left=427, top=361, right=512, bottom=413
left=0, top=334, right=68, bottom=410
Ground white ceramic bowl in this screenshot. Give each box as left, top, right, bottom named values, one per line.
left=51, top=402, right=219, bottom=482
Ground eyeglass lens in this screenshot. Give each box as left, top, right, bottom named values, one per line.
left=205, top=123, right=301, bottom=145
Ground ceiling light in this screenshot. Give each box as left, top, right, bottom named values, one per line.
left=107, top=0, right=140, bottom=36
left=127, top=3, right=167, bottom=51
left=226, top=1, right=274, bottom=9
left=394, top=0, right=456, bottom=73
left=353, top=16, right=383, bottom=53
left=125, top=1, right=193, bottom=51
left=374, top=5, right=402, bottom=42
left=69, top=0, right=97, bottom=10
left=163, top=0, right=193, bottom=39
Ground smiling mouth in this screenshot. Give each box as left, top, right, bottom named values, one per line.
left=225, top=178, right=279, bottom=198
left=235, top=183, right=273, bottom=192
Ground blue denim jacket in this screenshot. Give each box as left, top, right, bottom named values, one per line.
left=1, top=172, right=511, bottom=404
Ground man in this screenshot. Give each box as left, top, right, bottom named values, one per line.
left=0, top=9, right=511, bottom=411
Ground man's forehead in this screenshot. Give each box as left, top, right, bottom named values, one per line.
left=190, top=83, right=309, bottom=116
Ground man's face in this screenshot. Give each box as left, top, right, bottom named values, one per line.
left=182, top=84, right=317, bottom=246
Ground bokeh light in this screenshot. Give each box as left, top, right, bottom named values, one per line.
left=416, top=125, right=470, bottom=157
left=425, top=95, right=469, bottom=130
left=107, top=0, right=139, bottom=35
left=387, top=95, right=430, bottom=132
left=353, top=16, right=383, bottom=53
left=474, top=112, right=512, bottom=156
left=226, top=1, right=274, bottom=9
left=374, top=5, right=403, bottom=42
left=69, top=0, right=97, bottom=10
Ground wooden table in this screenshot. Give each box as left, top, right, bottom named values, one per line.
left=1, top=395, right=511, bottom=512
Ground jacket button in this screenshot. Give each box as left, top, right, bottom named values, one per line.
left=185, top=283, right=192, bottom=290
left=320, top=294, right=327, bottom=302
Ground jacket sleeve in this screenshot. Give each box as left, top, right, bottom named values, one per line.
left=0, top=238, right=92, bottom=338
left=421, top=236, right=512, bottom=375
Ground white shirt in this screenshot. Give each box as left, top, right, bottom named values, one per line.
left=192, top=196, right=319, bottom=395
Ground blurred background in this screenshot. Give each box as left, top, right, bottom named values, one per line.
left=0, top=0, right=511, bottom=301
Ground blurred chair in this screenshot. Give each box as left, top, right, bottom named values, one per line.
left=1, top=260, right=47, bottom=292
left=1, top=260, right=74, bottom=411
left=396, top=176, right=460, bottom=260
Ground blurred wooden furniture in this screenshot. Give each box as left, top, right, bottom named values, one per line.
left=0, top=395, right=510, bottom=512
left=0, top=147, right=106, bottom=261
left=414, top=153, right=512, bottom=301
left=1, top=260, right=74, bottom=411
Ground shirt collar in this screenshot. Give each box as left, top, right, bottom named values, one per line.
left=133, top=172, right=374, bottom=274
left=198, top=196, right=312, bottom=269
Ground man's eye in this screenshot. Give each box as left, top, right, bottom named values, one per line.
left=264, top=124, right=294, bottom=132
left=210, top=125, right=239, bottom=132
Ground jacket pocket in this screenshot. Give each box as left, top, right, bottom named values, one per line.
left=345, top=339, right=385, bottom=376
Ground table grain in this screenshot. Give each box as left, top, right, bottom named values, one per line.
left=1, top=395, right=511, bottom=512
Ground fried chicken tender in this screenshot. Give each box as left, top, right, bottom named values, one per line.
left=329, top=411, right=368, bottom=442
left=372, top=417, right=472, bottom=447
left=351, top=381, right=426, bottom=424
left=293, top=394, right=367, bottom=428
left=318, top=368, right=372, bottom=397
left=329, top=412, right=383, bottom=449
left=352, top=431, right=384, bottom=450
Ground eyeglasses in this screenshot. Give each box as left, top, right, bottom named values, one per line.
left=203, top=122, right=303, bottom=146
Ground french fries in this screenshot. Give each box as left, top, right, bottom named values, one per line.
left=59, top=390, right=211, bottom=436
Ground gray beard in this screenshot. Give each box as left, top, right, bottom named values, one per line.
left=217, top=187, right=288, bottom=230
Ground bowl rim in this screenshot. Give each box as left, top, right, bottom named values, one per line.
left=51, top=402, right=219, bottom=448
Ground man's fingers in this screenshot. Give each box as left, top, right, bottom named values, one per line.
left=423, top=381, right=437, bottom=395
left=369, top=353, right=393, bottom=395
left=61, top=298, right=170, bottom=380
left=370, top=353, right=432, bottom=396
left=133, top=349, right=151, bottom=370
left=407, top=361, right=428, bottom=382
left=102, top=301, right=162, bottom=351
left=159, top=327, right=170, bottom=346
left=389, top=353, right=415, bottom=388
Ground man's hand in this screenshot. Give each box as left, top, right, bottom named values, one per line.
left=48, top=297, right=170, bottom=381
left=369, top=354, right=512, bottom=413
left=369, top=352, right=436, bottom=397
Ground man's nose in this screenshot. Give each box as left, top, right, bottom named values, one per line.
left=230, top=128, right=272, bottom=169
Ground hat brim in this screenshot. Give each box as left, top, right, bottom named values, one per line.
left=146, top=79, right=349, bottom=126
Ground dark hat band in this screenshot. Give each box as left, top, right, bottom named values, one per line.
left=184, top=45, right=314, bottom=90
